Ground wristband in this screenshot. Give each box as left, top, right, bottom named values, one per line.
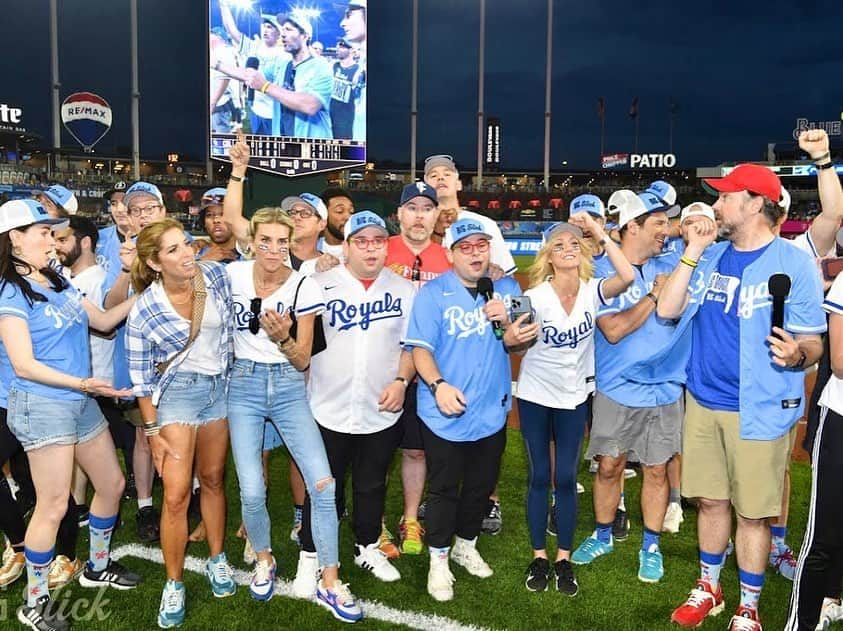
left=229, top=174, right=246, bottom=183
left=816, top=161, right=834, bottom=171
left=121, top=266, right=131, bottom=274
left=645, top=292, right=658, bottom=306
left=812, top=151, right=831, bottom=164
left=144, top=425, right=161, bottom=437
left=394, top=377, right=409, bottom=387
left=432, top=230, right=445, bottom=238
left=260, top=81, right=270, bottom=94
left=680, top=255, right=698, bottom=268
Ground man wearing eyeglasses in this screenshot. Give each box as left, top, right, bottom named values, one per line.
left=283, top=193, right=328, bottom=272
left=384, top=182, right=451, bottom=556
left=307, top=210, right=416, bottom=584
left=404, top=218, right=538, bottom=602
left=244, top=15, right=332, bottom=139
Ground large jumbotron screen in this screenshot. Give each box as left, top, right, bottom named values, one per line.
left=208, top=0, right=366, bottom=176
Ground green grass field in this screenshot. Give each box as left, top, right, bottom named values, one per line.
left=8, top=431, right=811, bottom=630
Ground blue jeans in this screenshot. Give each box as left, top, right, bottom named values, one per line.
left=227, top=359, right=338, bottom=566
left=518, top=397, right=589, bottom=551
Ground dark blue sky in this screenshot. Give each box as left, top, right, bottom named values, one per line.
left=2, top=0, right=841, bottom=170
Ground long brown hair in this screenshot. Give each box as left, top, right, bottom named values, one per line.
left=130, top=217, right=185, bottom=294
left=0, top=227, right=68, bottom=305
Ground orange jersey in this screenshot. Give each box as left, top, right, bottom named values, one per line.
left=385, top=235, right=451, bottom=287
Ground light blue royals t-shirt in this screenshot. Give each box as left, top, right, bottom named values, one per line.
left=0, top=279, right=91, bottom=400
left=404, top=271, right=520, bottom=442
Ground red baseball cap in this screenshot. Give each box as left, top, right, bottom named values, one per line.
left=703, top=164, right=782, bottom=202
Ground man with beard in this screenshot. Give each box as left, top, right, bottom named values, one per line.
left=319, top=188, right=355, bottom=260
left=195, top=187, right=240, bottom=264
left=330, top=37, right=358, bottom=140
left=218, top=5, right=288, bottom=135
left=244, top=14, right=332, bottom=138
left=385, top=183, right=450, bottom=557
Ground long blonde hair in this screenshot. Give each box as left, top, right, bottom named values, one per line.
left=248, top=207, right=295, bottom=257
left=527, top=231, right=595, bottom=289
left=131, top=217, right=185, bottom=293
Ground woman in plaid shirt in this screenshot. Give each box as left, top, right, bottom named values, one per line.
left=125, top=218, right=235, bottom=629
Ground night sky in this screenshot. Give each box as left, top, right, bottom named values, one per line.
left=3, top=0, right=841, bottom=170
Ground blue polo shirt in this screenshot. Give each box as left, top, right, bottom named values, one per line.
left=595, top=250, right=689, bottom=407
left=404, top=271, right=520, bottom=442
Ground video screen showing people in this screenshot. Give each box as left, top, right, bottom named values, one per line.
left=209, top=0, right=367, bottom=142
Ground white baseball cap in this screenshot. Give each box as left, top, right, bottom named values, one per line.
left=680, top=202, right=715, bottom=225
left=607, top=189, right=638, bottom=217
left=0, top=199, right=69, bottom=234
left=778, top=186, right=791, bottom=213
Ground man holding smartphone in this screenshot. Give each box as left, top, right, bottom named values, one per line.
left=405, top=218, right=538, bottom=602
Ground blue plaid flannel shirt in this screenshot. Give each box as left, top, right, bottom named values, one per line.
left=125, top=262, right=234, bottom=406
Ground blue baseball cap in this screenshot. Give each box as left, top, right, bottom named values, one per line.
left=40, top=185, right=78, bottom=215
left=0, top=199, right=69, bottom=234
left=344, top=210, right=388, bottom=239
left=400, top=182, right=438, bottom=206
left=569, top=194, right=605, bottom=219
left=281, top=192, right=328, bottom=220
left=448, top=217, right=492, bottom=247
left=124, top=182, right=164, bottom=208
left=646, top=180, right=677, bottom=206
left=201, top=187, right=227, bottom=209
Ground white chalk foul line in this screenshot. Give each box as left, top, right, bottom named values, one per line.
left=111, top=544, right=494, bottom=631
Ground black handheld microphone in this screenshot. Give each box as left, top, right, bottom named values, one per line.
left=477, top=276, right=504, bottom=340
left=245, top=57, right=260, bottom=103
left=768, top=273, right=791, bottom=337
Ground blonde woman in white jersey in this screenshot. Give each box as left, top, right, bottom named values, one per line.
left=517, top=213, right=634, bottom=596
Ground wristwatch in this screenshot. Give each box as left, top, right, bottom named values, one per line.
left=429, top=378, right=446, bottom=395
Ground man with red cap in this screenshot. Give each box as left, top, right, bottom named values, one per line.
left=657, top=164, right=826, bottom=630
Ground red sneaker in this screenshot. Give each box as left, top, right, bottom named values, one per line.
left=727, top=606, right=762, bottom=631
left=670, top=580, right=725, bottom=627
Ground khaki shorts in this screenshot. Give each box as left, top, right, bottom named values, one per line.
left=681, top=392, right=791, bottom=519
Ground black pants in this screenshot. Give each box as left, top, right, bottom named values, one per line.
left=96, top=396, right=135, bottom=473
left=0, top=407, right=27, bottom=545
left=804, top=334, right=831, bottom=455
left=786, top=406, right=843, bottom=630
left=300, top=421, right=402, bottom=552
left=421, top=423, right=507, bottom=549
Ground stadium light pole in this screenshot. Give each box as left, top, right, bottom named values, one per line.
left=410, top=0, right=418, bottom=180
left=542, top=0, right=553, bottom=193
left=131, top=0, right=140, bottom=180
left=476, top=0, right=485, bottom=188
left=49, top=0, right=60, bottom=160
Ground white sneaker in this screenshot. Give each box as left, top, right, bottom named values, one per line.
left=354, top=542, right=400, bottom=582
left=576, top=482, right=585, bottom=494
left=623, top=468, right=637, bottom=479
left=450, top=537, right=493, bottom=578
left=292, top=551, right=319, bottom=599
left=589, top=459, right=599, bottom=474
left=662, top=502, right=684, bottom=534
left=817, top=598, right=843, bottom=630
left=427, top=554, right=455, bottom=601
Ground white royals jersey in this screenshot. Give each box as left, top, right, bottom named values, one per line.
left=516, top=278, right=606, bottom=409
left=71, top=264, right=114, bottom=382
left=307, top=264, right=416, bottom=434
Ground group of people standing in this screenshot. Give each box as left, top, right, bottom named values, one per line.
left=0, top=128, right=842, bottom=631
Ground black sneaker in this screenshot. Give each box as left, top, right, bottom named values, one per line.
left=546, top=502, right=557, bottom=537
left=123, top=473, right=137, bottom=501
left=76, top=503, right=90, bottom=528
left=612, top=508, right=629, bottom=541
left=481, top=499, right=502, bottom=535
left=188, top=488, right=201, bottom=523
left=16, top=595, right=68, bottom=631
left=525, top=557, right=550, bottom=592
left=78, top=559, right=141, bottom=590
left=554, top=559, right=579, bottom=596
left=136, top=505, right=160, bottom=543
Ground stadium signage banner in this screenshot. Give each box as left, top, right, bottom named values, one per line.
left=629, top=153, right=676, bottom=168
left=792, top=118, right=841, bottom=140
left=0, top=103, right=26, bottom=133
left=601, top=153, right=629, bottom=168
left=505, top=238, right=542, bottom=256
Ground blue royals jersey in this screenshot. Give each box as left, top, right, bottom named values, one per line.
left=404, top=271, right=521, bottom=442
left=0, top=280, right=91, bottom=401
left=595, top=249, right=690, bottom=407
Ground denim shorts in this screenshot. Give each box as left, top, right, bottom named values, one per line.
left=156, top=372, right=227, bottom=427
left=7, top=388, right=108, bottom=452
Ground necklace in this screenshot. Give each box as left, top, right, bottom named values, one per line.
left=253, top=265, right=289, bottom=294
left=168, top=290, right=193, bottom=306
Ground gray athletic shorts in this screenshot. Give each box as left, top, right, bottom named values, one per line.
left=585, top=391, right=682, bottom=466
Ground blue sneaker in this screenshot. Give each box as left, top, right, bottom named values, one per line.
left=205, top=552, right=236, bottom=598
left=316, top=579, right=363, bottom=623
left=638, top=547, right=664, bottom=583
left=250, top=557, right=276, bottom=601
left=571, top=532, right=613, bottom=565
left=157, top=579, right=185, bottom=628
